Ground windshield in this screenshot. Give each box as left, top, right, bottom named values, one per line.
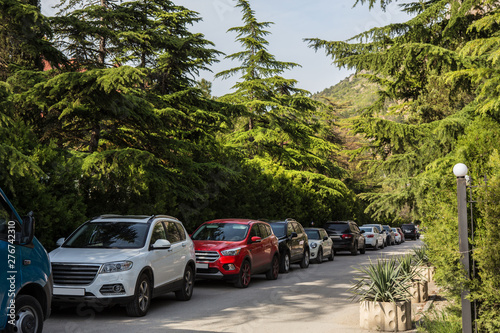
left=63, top=222, right=149, bottom=249
left=305, top=230, right=320, bottom=240
left=191, top=223, right=249, bottom=242
left=270, top=223, right=286, bottom=238
left=360, top=227, right=373, bottom=233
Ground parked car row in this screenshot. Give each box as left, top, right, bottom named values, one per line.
left=48, top=215, right=418, bottom=318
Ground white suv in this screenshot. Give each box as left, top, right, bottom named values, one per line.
left=49, top=215, right=196, bottom=316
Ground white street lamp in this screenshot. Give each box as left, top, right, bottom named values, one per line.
left=453, top=163, right=469, bottom=177
left=453, top=163, right=473, bottom=333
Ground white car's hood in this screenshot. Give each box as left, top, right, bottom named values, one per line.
left=49, top=247, right=142, bottom=264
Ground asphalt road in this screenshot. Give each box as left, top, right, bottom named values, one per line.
left=44, top=239, right=424, bottom=333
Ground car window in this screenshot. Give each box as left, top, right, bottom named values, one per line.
left=401, top=225, right=415, bottom=230
left=325, top=223, right=349, bottom=233
left=265, top=224, right=272, bottom=237
left=320, top=229, right=328, bottom=239
left=305, top=229, right=320, bottom=240
left=151, top=222, right=167, bottom=245
left=258, top=223, right=270, bottom=238
left=174, top=222, right=186, bottom=241
left=166, top=221, right=182, bottom=244
left=64, top=222, right=149, bottom=249
left=249, top=224, right=261, bottom=238
left=270, top=223, right=285, bottom=237
left=293, top=222, right=304, bottom=234
left=192, top=223, right=249, bottom=241
left=360, top=227, right=372, bottom=233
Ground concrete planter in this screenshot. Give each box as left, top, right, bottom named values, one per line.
left=410, top=280, right=428, bottom=303
left=360, top=300, right=412, bottom=331
left=416, top=265, right=434, bottom=282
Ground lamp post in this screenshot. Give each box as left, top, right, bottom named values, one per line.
left=453, top=163, right=473, bottom=333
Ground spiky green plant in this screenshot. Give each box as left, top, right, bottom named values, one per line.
left=413, top=245, right=430, bottom=266
left=350, top=257, right=413, bottom=303
left=399, top=253, right=423, bottom=280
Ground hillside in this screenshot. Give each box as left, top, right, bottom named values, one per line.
left=314, top=72, right=381, bottom=118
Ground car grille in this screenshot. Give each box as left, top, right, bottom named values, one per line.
left=52, top=263, right=101, bottom=286
left=195, top=251, right=220, bottom=262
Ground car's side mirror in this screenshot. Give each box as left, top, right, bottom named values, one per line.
left=151, top=239, right=171, bottom=249
left=56, top=238, right=65, bottom=247
left=361, top=230, right=365, bottom=234
left=323, top=236, right=329, bottom=241
left=290, top=232, right=298, bottom=239
left=250, top=236, right=262, bottom=243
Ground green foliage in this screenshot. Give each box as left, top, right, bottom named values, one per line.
left=417, top=308, right=462, bottom=333
left=471, top=161, right=500, bottom=332
left=0, top=0, right=64, bottom=79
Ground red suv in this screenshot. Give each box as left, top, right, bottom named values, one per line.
left=191, top=219, right=279, bottom=288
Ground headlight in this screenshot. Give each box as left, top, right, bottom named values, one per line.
left=100, top=261, right=133, bottom=274
left=310, top=243, right=318, bottom=249
left=221, top=248, right=241, bottom=256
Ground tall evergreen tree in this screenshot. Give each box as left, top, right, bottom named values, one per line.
left=0, top=0, right=64, bottom=80
left=214, top=0, right=352, bottom=221
left=216, top=0, right=343, bottom=176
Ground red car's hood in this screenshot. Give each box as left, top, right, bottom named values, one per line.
left=193, top=240, right=243, bottom=252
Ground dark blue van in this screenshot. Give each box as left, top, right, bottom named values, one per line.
left=0, top=187, right=52, bottom=333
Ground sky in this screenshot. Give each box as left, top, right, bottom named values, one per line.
left=41, top=0, right=413, bottom=97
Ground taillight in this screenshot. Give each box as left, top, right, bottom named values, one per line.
left=341, top=234, right=353, bottom=240
left=366, top=234, right=374, bottom=238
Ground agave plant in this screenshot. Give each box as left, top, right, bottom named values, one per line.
left=398, top=253, right=424, bottom=281
left=413, top=245, right=430, bottom=266
left=350, top=257, right=414, bottom=303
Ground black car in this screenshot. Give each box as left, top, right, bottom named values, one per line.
left=324, top=220, right=366, bottom=255
left=268, top=219, right=310, bottom=273
left=401, top=223, right=419, bottom=240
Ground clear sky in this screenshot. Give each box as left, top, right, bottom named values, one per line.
left=41, top=0, right=412, bottom=97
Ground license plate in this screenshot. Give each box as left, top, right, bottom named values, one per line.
left=197, top=263, right=209, bottom=269
left=53, top=287, right=85, bottom=296
left=331, top=235, right=340, bottom=239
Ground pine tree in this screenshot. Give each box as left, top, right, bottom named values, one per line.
left=0, top=0, right=64, bottom=80
left=212, top=0, right=352, bottom=221
left=216, top=0, right=343, bottom=176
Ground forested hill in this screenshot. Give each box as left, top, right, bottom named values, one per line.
left=313, top=72, right=381, bottom=118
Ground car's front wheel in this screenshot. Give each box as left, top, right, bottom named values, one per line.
left=175, top=265, right=194, bottom=301
left=328, top=246, right=334, bottom=261
left=6, top=295, right=44, bottom=333
left=299, top=249, right=310, bottom=268
left=126, top=273, right=152, bottom=317
left=315, top=248, right=323, bottom=264
left=235, top=260, right=251, bottom=288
